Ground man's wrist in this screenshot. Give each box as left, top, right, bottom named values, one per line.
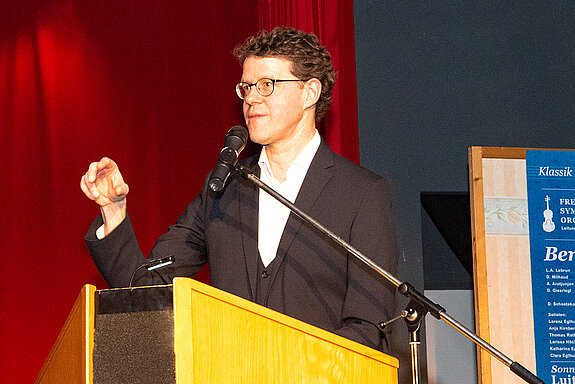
left=100, top=200, right=127, bottom=237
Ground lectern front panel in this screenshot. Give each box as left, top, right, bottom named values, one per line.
left=93, top=285, right=175, bottom=384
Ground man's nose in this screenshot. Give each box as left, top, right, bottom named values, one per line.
left=244, top=87, right=263, bottom=104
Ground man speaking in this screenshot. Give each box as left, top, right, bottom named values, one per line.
left=80, top=26, right=399, bottom=352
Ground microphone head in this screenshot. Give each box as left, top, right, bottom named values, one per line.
left=224, top=125, right=249, bottom=153
left=228, top=125, right=248, bottom=143
left=209, top=126, right=248, bottom=192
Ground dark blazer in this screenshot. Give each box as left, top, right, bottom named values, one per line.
left=86, top=140, right=399, bottom=351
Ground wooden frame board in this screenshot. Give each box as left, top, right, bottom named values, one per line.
left=468, top=146, right=574, bottom=384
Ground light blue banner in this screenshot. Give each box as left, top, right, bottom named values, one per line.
left=527, top=149, right=575, bottom=384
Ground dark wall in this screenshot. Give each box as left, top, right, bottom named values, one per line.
left=354, top=1, right=575, bottom=382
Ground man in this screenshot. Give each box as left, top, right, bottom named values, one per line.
left=81, top=27, right=398, bottom=351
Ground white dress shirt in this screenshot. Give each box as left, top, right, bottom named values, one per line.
left=258, top=130, right=321, bottom=267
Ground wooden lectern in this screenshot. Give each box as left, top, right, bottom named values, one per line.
left=36, top=278, right=398, bottom=383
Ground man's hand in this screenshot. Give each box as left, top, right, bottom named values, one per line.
left=80, top=157, right=129, bottom=236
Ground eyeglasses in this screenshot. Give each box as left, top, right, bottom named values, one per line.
left=235, top=78, right=303, bottom=100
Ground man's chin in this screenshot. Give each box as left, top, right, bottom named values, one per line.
left=251, top=139, right=269, bottom=147
left=246, top=129, right=268, bottom=147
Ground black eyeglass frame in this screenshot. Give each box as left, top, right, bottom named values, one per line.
left=235, top=78, right=304, bottom=100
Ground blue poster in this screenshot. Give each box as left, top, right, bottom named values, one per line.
left=527, top=150, right=575, bottom=384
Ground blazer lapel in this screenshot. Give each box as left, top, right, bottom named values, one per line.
left=271, top=140, right=335, bottom=276
left=238, top=158, right=260, bottom=301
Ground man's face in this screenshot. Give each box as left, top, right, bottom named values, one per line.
left=241, top=56, right=309, bottom=149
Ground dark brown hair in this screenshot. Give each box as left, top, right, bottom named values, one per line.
left=234, top=26, right=336, bottom=122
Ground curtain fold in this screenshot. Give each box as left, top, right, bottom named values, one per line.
left=1, top=1, right=255, bottom=382
left=257, top=0, right=360, bottom=162
left=1, top=1, right=359, bottom=382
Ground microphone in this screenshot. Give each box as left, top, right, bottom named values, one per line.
left=146, top=255, right=175, bottom=271
left=208, top=126, right=248, bottom=192
left=129, top=255, right=175, bottom=288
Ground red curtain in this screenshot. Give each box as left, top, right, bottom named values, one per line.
left=258, top=0, right=360, bottom=162
left=0, top=1, right=357, bottom=382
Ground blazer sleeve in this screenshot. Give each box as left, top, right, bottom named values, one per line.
left=334, top=176, right=399, bottom=351
left=85, top=213, right=148, bottom=288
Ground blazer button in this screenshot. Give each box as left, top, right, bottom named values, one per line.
left=261, top=270, right=269, bottom=278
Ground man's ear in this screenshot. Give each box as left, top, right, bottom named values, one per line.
left=303, top=78, right=322, bottom=109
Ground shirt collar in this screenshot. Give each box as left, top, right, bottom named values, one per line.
left=258, top=130, right=321, bottom=182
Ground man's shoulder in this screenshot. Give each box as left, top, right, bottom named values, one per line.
left=321, top=145, right=383, bottom=183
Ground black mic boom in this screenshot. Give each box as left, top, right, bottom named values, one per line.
left=208, top=126, right=248, bottom=191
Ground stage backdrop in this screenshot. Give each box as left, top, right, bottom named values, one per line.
left=0, top=0, right=358, bottom=382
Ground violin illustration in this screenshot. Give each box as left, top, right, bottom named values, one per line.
left=543, top=195, right=555, bottom=233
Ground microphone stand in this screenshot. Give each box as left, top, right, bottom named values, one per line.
left=237, top=165, right=544, bottom=384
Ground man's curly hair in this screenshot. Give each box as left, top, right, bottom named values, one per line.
left=233, top=27, right=336, bottom=122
